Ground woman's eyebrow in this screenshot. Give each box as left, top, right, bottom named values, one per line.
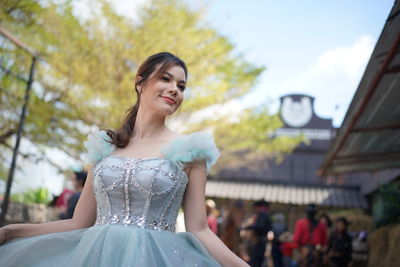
left=165, top=72, right=186, bottom=84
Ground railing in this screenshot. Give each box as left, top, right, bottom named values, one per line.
left=0, top=27, right=40, bottom=226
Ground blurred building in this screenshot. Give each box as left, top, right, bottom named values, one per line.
left=206, top=1, right=400, bottom=228
left=318, top=1, right=400, bottom=225
left=206, top=94, right=368, bottom=228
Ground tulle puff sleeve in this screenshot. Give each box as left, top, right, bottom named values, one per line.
left=161, top=132, right=220, bottom=172
left=84, top=130, right=116, bottom=165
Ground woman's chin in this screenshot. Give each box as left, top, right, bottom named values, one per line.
left=155, top=108, right=177, bottom=117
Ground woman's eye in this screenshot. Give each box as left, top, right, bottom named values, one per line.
left=179, top=86, right=185, bottom=91
left=162, top=76, right=169, bottom=81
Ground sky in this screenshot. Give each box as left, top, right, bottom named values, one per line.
left=202, top=0, right=394, bottom=126
left=5, top=0, right=396, bottom=195
left=94, top=0, right=395, bottom=126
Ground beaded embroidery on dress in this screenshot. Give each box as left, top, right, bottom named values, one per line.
left=0, top=130, right=221, bottom=267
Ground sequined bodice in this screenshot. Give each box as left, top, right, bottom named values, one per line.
left=92, top=155, right=188, bottom=232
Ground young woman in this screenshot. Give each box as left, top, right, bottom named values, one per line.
left=0, top=52, right=249, bottom=267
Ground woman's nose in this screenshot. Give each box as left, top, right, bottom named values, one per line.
left=168, top=84, right=178, bottom=95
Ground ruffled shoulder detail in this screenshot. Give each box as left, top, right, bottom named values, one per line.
left=84, top=130, right=116, bottom=165
left=161, top=132, right=220, bottom=172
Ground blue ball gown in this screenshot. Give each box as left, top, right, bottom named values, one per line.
left=0, top=130, right=222, bottom=267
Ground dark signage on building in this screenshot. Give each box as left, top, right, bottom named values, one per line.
left=217, top=93, right=365, bottom=188
left=273, top=94, right=337, bottom=152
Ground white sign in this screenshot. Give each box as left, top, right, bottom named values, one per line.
left=272, top=128, right=334, bottom=140
left=281, top=96, right=313, bottom=127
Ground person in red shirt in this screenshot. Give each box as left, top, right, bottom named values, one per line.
left=293, top=204, right=327, bottom=267
left=279, top=231, right=299, bottom=267
left=206, top=199, right=218, bottom=234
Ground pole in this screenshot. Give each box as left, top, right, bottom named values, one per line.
left=0, top=56, right=37, bottom=226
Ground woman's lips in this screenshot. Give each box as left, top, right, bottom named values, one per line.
left=160, top=96, right=176, bottom=104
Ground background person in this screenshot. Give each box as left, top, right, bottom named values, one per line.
left=59, top=171, right=87, bottom=220
left=293, top=204, right=327, bottom=267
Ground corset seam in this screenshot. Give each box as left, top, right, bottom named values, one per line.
left=141, top=161, right=163, bottom=228
left=159, top=173, right=180, bottom=228
left=123, top=168, right=131, bottom=221
left=92, top=164, right=112, bottom=225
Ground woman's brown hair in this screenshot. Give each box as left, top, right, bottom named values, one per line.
left=105, top=52, right=187, bottom=148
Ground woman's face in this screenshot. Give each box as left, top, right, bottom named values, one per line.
left=139, top=65, right=186, bottom=117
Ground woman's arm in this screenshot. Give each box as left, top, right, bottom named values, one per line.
left=182, top=161, right=249, bottom=267
left=0, top=167, right=97, bottom=244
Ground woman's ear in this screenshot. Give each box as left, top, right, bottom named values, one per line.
left=135, top=76, right=143, bottom=93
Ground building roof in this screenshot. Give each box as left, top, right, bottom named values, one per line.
left=318, top=1, right=400, bottom=175
left=205, top=180, right=367, bottom=209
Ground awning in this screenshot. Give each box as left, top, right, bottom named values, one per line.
left=318, top=1, right=400, bottom=175
left=205, top=180, right=367, bottom=209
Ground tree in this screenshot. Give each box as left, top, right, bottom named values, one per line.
left=0, top=0, right=302, bottom=176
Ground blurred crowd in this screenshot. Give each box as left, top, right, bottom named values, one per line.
left=205, top=201, right=369, bottom=267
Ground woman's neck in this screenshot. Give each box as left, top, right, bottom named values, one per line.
left=133, top=108, right=169, bottom=140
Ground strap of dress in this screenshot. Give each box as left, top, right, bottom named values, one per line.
left=84, top=130, right=116, bottom=165
left=161, top=131, right=220, bottom=172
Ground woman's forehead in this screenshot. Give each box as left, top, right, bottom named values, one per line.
left=165, top=65, right=186, bottom=81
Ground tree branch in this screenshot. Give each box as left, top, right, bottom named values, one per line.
left=0, top=128, right=17, bottom=144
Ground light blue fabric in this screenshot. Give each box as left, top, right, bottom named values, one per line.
left=84, top=130, right=116, bottom=165
left=0, top=130, right=221, bottom=267
left=162, top=131, right=220, bottom=172
left=85, top=130, right=220, bottom=172
left=0, top=225, right=220, bottom=267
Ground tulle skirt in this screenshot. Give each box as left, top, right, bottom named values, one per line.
left=0, top=224, right=221, bottom=267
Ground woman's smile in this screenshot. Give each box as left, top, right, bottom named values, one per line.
left=160, top=96, right=176, bottom=104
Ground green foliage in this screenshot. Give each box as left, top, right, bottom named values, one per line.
left=0, top=163, right=7, bottom=181
left=215, top=107, right=305, bottom=155
left=0, top=0, right=44, bottom=26
left=189, top=106, right=306, bottom=167
left=0, top=0, right=302, bottom=172
left=376, top=182, right=400, bottom=227
left=11, top=187, right=52, bottom=204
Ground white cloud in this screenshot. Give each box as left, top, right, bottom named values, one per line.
left=182, top=35, right=376, bottom=128
left=243, top=34, right=376, bottom=127
left=315, top=35, right=375, bottom=79
left=281, top=35, right=375, bottom=92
